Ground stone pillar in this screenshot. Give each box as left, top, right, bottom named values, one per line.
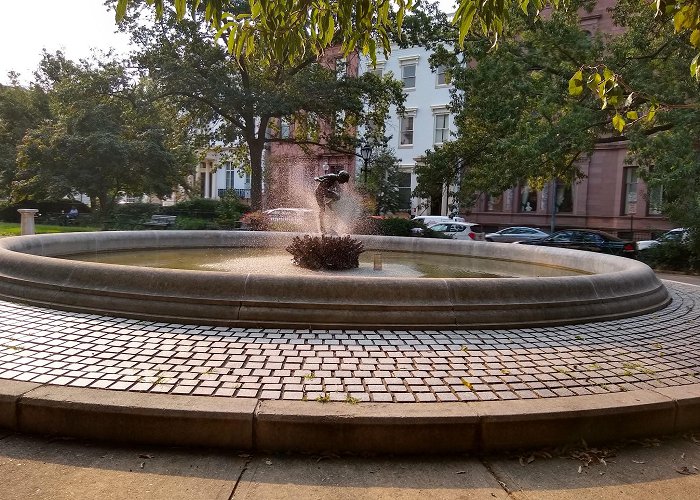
left=204, top=164, right=211, bottom=199
left=210, top=167, right=218, bottom=199
left=18, top=209, right=39, bottom=235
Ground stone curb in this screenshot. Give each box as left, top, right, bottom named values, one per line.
left=2, top=380, right=699, bottom=454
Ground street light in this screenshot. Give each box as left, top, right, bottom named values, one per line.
left=360, top=143, right=373, bottom=182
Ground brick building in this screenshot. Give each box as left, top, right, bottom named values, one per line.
left=264, top=48, right=360, bottom=209
left=355, top=1, right=674, bottom=240
left=467, top=0, right=673, bottom=240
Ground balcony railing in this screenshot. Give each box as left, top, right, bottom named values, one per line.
left=218, top=188, right=251, bottom=199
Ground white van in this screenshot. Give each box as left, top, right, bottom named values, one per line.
left=412, top=215, right=453, bottom=227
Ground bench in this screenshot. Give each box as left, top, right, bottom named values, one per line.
left=143, top=215, right=177, bottom=229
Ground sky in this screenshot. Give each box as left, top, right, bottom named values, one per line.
left=0, top=0, right=131, bottom=85
left=0, top=0, right=456, bottom=86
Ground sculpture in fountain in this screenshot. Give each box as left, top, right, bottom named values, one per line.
left=314, top=170, right=350, bottom=233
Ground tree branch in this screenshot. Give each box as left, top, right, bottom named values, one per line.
left=154, top=90, right=247, bottom=130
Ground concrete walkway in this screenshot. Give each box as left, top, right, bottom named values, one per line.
left=2, top=431, right=700, bottom=499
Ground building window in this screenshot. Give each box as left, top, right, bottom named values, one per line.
left=225, top=163, right=236, bottom=189
left=401, top=63, right=416, bottom=88
left=487, top=194, right=503, bottom=212
left=335, top=57, right=347, bottom=78
left=556, top=183, right=573, bottom=213
left=436, top=66, right=448, bottom=86
left=334, top=110, right=347, bottom=129
left=519, top=185, right=538, bottom=212
left=648, top=184, right=663, bottom=215
left=400, top=116, right=414, bottom=146
left=434, top=113, right=449, bottom=144
left=280, top=118, right=291, bottom=139
left=623, top=167, right=638, bottom=215
left=398, top=172, right=412, bottom=210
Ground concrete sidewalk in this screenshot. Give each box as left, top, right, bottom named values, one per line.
left=655, top=272, right=700, bottom=286
left=2, top=431, right=700, bottom=500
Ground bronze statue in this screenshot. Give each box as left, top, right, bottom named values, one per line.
left=315, top=170, right=350, bottom=233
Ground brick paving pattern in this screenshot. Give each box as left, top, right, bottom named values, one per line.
left=0, top=281, right=698, bottom=403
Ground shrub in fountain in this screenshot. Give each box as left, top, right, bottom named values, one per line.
left=286, top=235, right=364, bottom=270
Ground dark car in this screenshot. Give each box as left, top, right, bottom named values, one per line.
left=519, top=229, right=637, bottom=258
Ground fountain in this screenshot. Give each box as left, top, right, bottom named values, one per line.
left=0, top=230, right=670, bottom=329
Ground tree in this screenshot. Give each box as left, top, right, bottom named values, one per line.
left=121, top=4, right=404, bottom=209
left=357, top=147, right=402, bottom=215
left=14, top=52, right=194, bottom=216
left=417, top=6, right=604, bottom=204
left=111, top=0, right=700, bottom=131
left=611, top=0, right=700, bottom=250
left=413, top=1, right=700, bottom=239
left=0, top=81, right=50, bottom=198
left=112, top=0, right=700, bottom=236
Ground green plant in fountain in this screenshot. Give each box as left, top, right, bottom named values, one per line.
left=286, top=235, right=364, bottom=271
left=316, top=392, right=331, bottom=403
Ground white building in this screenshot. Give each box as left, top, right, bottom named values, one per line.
left=194, top=149, right=251, bottom=202
left=359, top=45, right=457, bottom=216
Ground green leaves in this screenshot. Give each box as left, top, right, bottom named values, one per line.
left=567, top=66, right=654, bottom=133
left=691, top=29, right=700, bottom=46
left=612, top=113, right=625, bottom=133
left=116, top=0, right=411, bottom=68
left=667, top=1, right=700, bottom=80
left=568, top=70, right=583, bottom=96
left=691, top=53, right=700, bottom=78
left=454, top=1, right=477, bottom=47
left=647, top=105, right=657, bottom=123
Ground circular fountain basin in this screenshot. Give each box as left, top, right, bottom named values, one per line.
left=0, top=231, right=670, bottom=329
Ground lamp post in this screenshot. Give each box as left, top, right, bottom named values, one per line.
left=360, top=143, right=373, bottom=182
left=550, top=178, right=557, bottom=234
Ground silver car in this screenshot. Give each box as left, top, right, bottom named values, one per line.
left=636, top=228, right=688, bottom=251
left=485, top=226, right=550, bottom=243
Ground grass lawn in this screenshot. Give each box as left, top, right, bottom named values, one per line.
left=0, top=222, right=101, bottom=236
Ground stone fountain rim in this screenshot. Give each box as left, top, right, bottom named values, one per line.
left=0, top=230, right=670, bottom=329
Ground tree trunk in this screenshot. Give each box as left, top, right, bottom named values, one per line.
left=249, top=141, right=264, bottom=211
left=96, top=193, right=116, bottom=220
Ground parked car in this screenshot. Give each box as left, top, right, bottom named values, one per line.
left=411, top=215, right=454, bottom=227
left=485, top=226, right=550, bottom=243
left=263, top=207, right=314, bottom=222
left=519, top=229, right=637, bottom=258
left=636, top=228, right=688, bottom=252
left=427, top=221, right=485, bottom=241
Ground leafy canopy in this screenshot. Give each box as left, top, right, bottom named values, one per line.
left=114, top=0, right=700, bottom=131
left=116, top=0, right=413, bottom=66
left=14, top=52, right=194, bottom=215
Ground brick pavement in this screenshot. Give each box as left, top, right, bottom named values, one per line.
left=0, top=281, right=698, bottom=404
